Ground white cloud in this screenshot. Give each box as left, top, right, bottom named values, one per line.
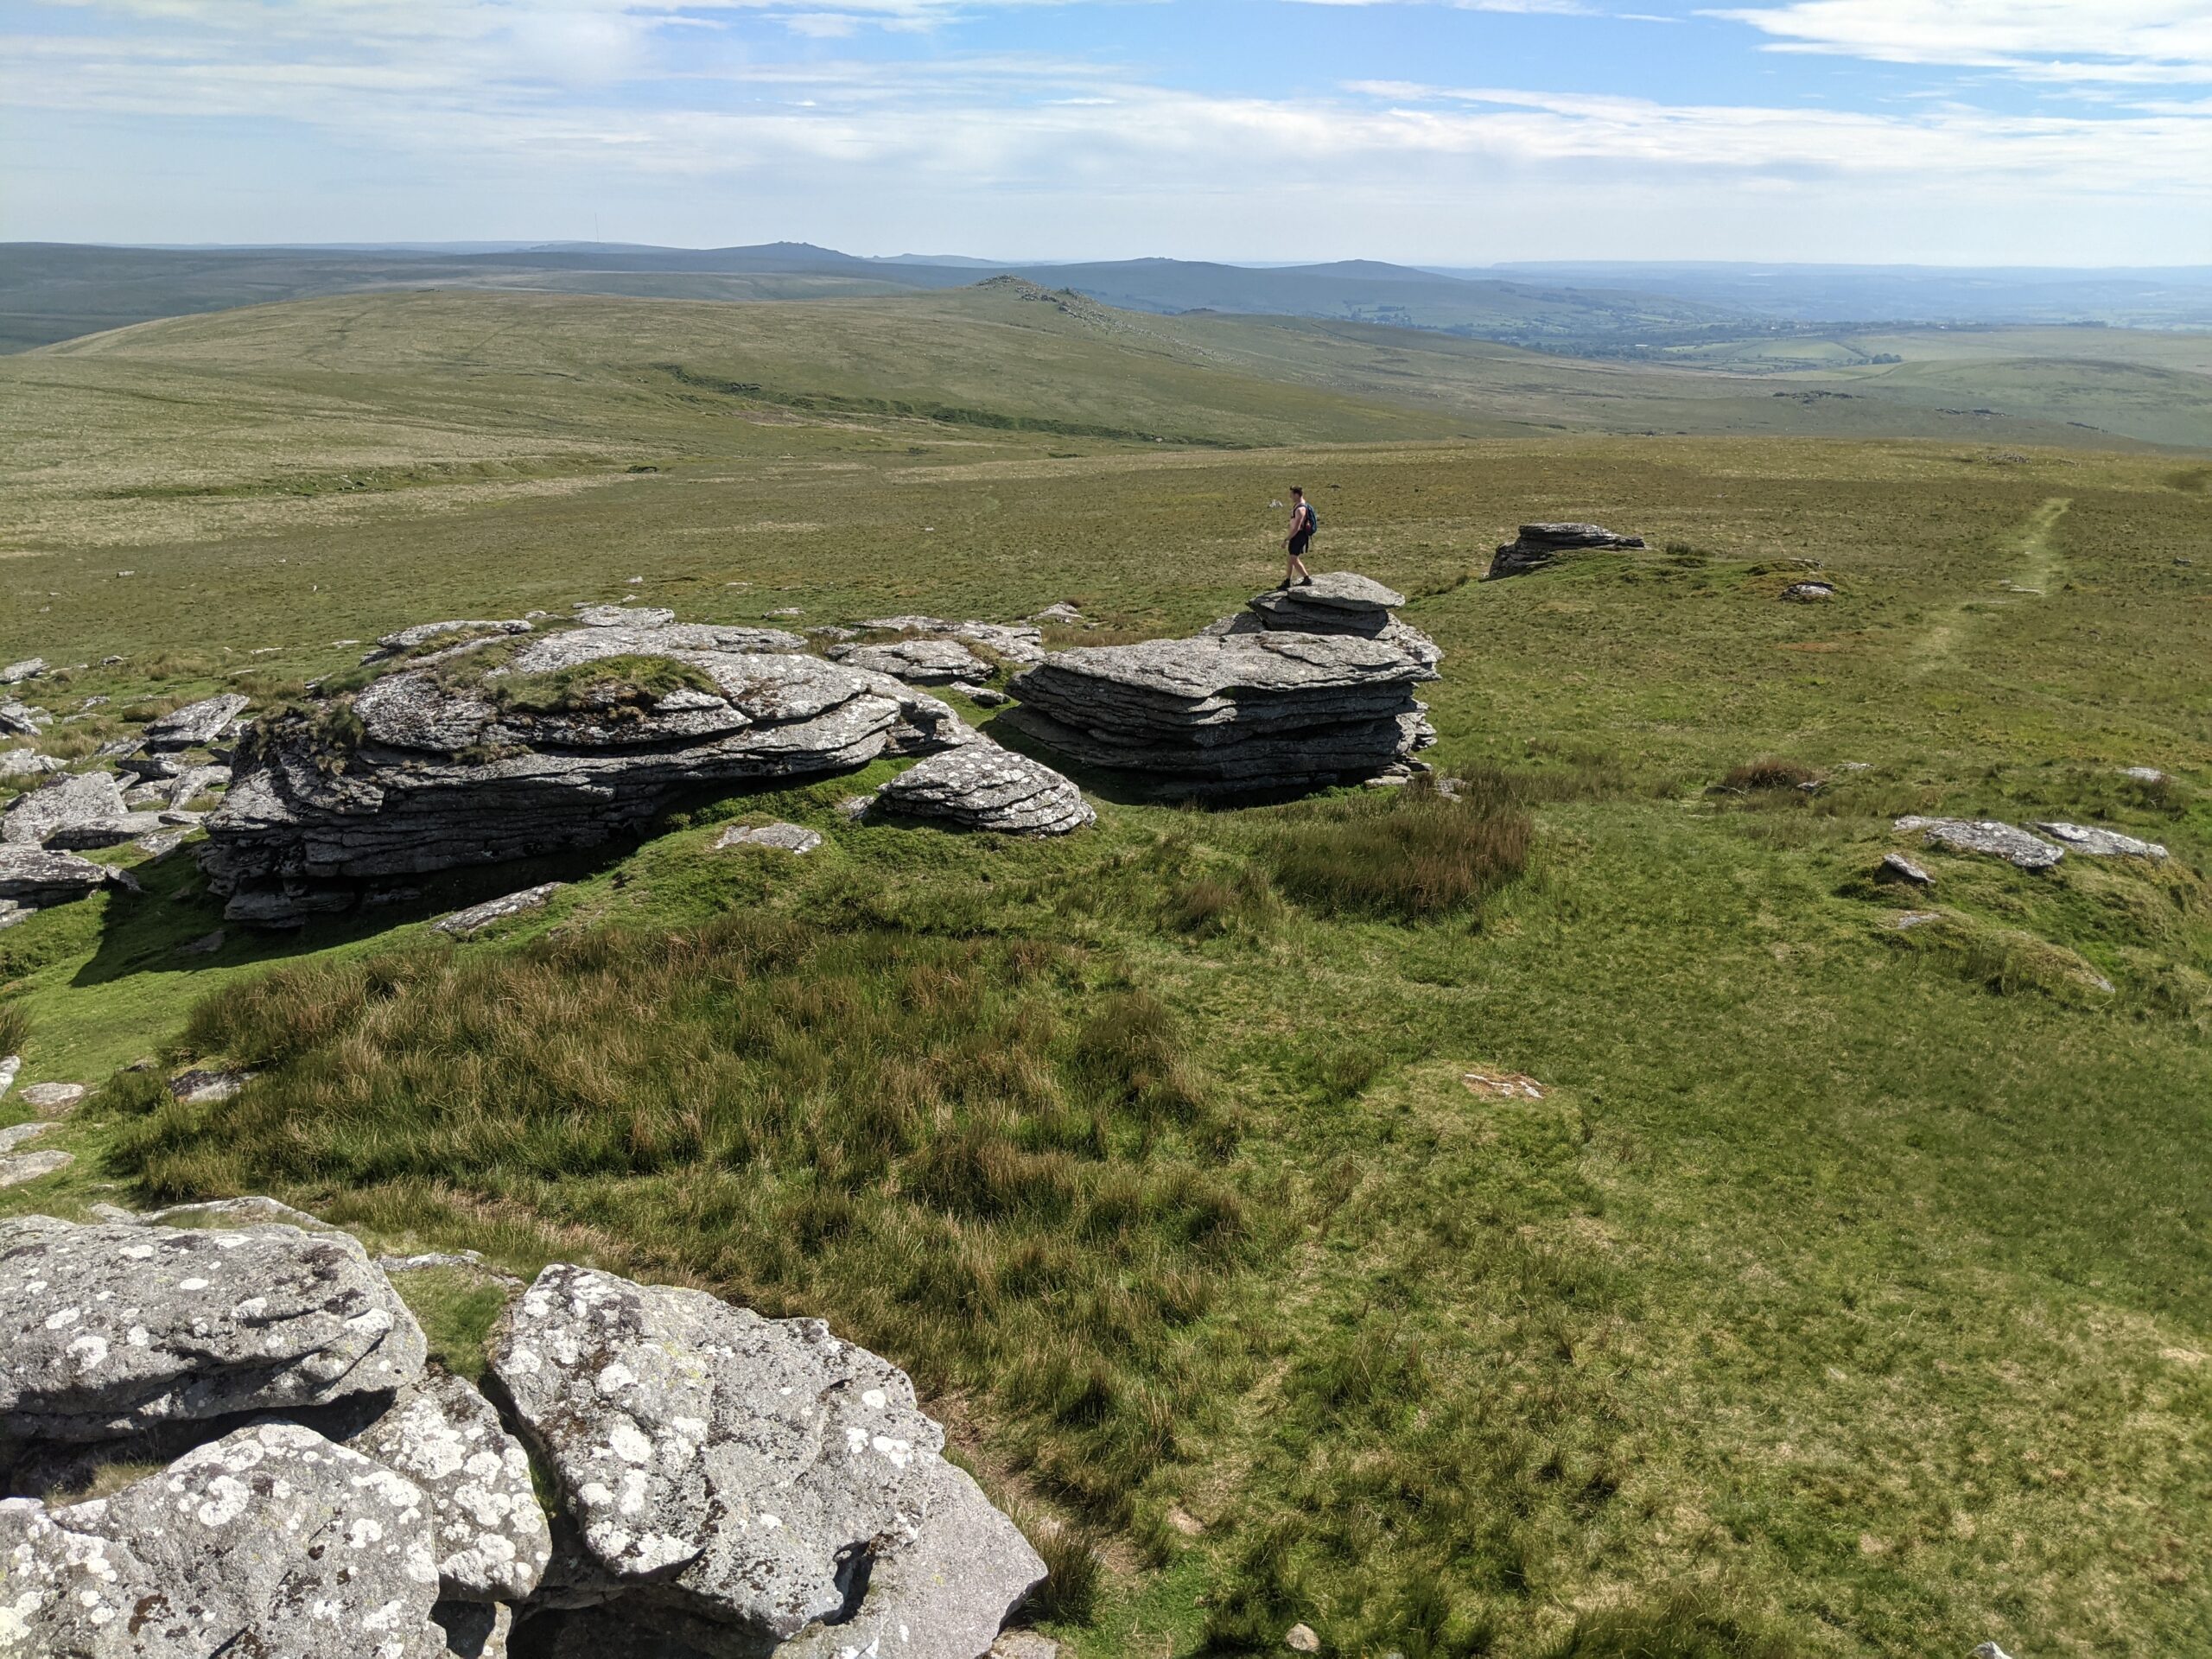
left=1714, top=1, right=2212, bottom=84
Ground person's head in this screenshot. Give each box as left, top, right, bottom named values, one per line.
left=1291, top=486, right=1304, bottom=499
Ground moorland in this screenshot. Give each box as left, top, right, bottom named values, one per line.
left=2, top=271, right=2209, bottom=1659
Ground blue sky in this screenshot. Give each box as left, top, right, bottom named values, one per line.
left=3, top=1, right=2209, bottom=263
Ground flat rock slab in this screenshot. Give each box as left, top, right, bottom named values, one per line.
left=0, top=1213, right=427, bottom=1440
left=1486, top=523, right=1645, bottom=580
left=874, top=742, right=1095, bottom=836
left=0, top=844, right=114, bottom=905
left=715, top=820, right=823, bottom=855
left=831, top=638, right=990, bottom=684
left=0, top=1147, right=71, bottom=1187
left=143, top=692, right=251, bottom=749
left=0, top=1422, right=447, bottom=1659
left=856, top=616, right=1046, bottom=666
left=1878, top=853, right=1935, bottom=887
left=488, top=1263, right=1045, bottom=1656
left=1895, top=817, right=2063, bottom=872
left=19, top=1080, right=87, bottom=1116
left=1262, top=571, right=1406, bottom=613
left=0, top=700, right=51, bottom=737
left=0, top=1120, right=53, bottom=1154
left=435, top=882, right=566, bottom=938
left=2, top=658, right=46, bottom=684
left=0, top=747, right=64, bottom=779
left=46, top=810, right=174, bottom=849
left=576, top=604, right=676, bottom=628
left=3, top=769, right=128, bottom=844
left=2033, top=821, right=2168, bottom=860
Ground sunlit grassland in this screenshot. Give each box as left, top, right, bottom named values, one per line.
left=1, top=290, right=2210, bottom=1658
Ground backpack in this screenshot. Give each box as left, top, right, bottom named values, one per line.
left=1300, top=504, right=1320, bottom=535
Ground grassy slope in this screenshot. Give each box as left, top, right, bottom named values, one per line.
left=2, top=294, right=2210, bottom=1656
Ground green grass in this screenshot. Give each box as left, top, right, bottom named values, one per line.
left=0, top=289, right=2209, bottom=1659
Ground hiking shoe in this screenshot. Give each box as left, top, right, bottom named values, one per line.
left=1299, top=575, right=1315, bottom=586
left=1277, top=580, right=1292, bottom=590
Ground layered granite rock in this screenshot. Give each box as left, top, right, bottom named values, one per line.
left=0, top=845, right=118, bottom=906
left=488, top=1263, right=1046, bottom=1658
left=857, top=617, right=1047, bottom=667
left=143, top=692, right=251, bottom=751
left=0, top=1422, right=449, bottom=1659
left=1894, top=817, right=2064, bottom=872
left=1006, top=573, right=1437, bottom=791
left=3, top=769, right=128, bottom=844
left=1485, top=523, right=1646, bottom=580
left=830, top=637, right=993, bottom=685
left=0, top=1214, right=427, bottom=1441
left=874, top=742, right=1095, bottom=836
left=200, top=616, right=968, bottom=925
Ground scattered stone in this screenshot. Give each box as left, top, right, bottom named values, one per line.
left=836, top=793, right=874, bottom=821
left=1895, top=817, right=2064, bottom=872
left=576, top=603, right=675, bottom=629
left=1, top=657, right=46, bottom=684
left=339, top=1368, right=553, bottom=1603
left=1878, top=853, right=1935, bottom=887
left=488, top=1263, right=1045, bottom=1656
left=0, top=1213, right=426, bottom=1441
left=715, top=820, right=823, bottom=855
left=1009, top=575, right=1437, bottom=791
left=179, top=927, right=227, bottom=955
left=0, top=1052, right=16, bottom=1096
left=1485, top=523, right=1645, bottom=580
left=874, top=741, right=1095, bottom=836
left=0, top=747, right=63, bottom=779
left=2, top=769, right=128, bottom=844
left=19, top=1081, right=86, bottom=1116
left=201, top=619, right=954, bottom=925
left=46, top=810, right=174, bottom=849
left=2120, top=766, right=2169, bottom=784
left=2032, top=822, right=2169, bottom=861
left=1781, top=581, right=1837, bottom=601
left=143, top=692, right=251, bottom=750
left=137, top=824, right=199, bottom=860
left=169, top=1066, right=256, bottom=1103
left=1286, top=1624, right=1323, bottom=1653
left=0, top=1147, right=72, bottom=1186
left=856, top=616, right=1048, bottom=667
left=159, top=761, right=232, bottom=807
left=1890, top=911, right=1942, bottom=930
left=1973, top=1643, right=2016, bottom=1659
left=806, top=625, right=860, bottom=643
left=0, top=1120, right=53, bottom=1154
left=0, top=699, right=50, bottom=737
left=0, top=845, right=114, bottom=906
left=957, top=683, right=1012, bottom=707
left=1030, top=601, right=1083, bottom=624
left=378, top=1249, right=493, bottom=1274
left=0, top=1422, right=447, bottom=1658
left=766, top=606, right=804, bottom=617
left=1462, top=1067, right=1547, bottom=1101
left=830, top=636, right=992, bottom=684
left=435, top=883, right=566, bottom=938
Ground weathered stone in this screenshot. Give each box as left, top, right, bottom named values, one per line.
left=201, top=621, right=956, bottom=925
left=19, top=1081, right=87, bottom=1116
left=0, top=1148, right=71, bottom=1188
left=0, top=1120, right=53, bottom=1154
left=1895, top=817, right=2063, bottom=872
left=365, top=620, right=536, bottom=664
left=830, top=637, right=991, bottom=684
left=0, top=845, right=114, bottom=905
left=435, top=883, right=566, bottom=938
left=436, top=1599, right=515, bottom=1659
left=143, top=693, right=251, bottom=750
left=714, top=821, right=823, bottom=855
left=2120, top=766, right=2168, bottom=785
left=342, top=1369, right=552, bottom=1603
left=576, top=604, right=675, bottom=629
left=1030, top=601, right=1082, bottom=624
left=0, top=1422, right=447, bottom=1659
left=143, top=1195, right=351, bottom=1236
left=46, top=810, right=174, bottom=849
left=0, top=700, right=50, bottom=738
left=3, top=770, right=127, bottom=844
left=855, top=617, right=1046, bottom=668
left=0, top=1052, right=18, bottom=1097
left=0, top=1214, right=426, bottom=1440
left=0, top=747, right=63, bottom=779
left=2032, top=822, right=2168, bottom=861
left=1258, top=571, right=1406, bottom=613
left=1286, top=1624, right=1322, bottom=1653
left=1484, top=523, right=1645, bottom=580
left=168, top=1067, right=255, bottom=1103
left=488, top=1264, right=1046, bottom=1656
left=1878, top=853, right=1934, bottom=887
left=1, top=658, right=46, bottom=684
left=1781, top=581, right=1837, bottom=602
left=958, top=683, right=1012, bottom=708
left=874, top=742, right=1095, bottom=836
left=160, top=763, right=232, bottom=807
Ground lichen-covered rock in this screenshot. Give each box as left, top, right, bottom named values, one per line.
left=0, top=747, right=64, bottom=779
left=714, top=821, right=823, bottom=854
left=0, top=701, right=51, bottom=738
left=435, top=883, right=565, bottom=938
left=0, top=1422, right=447, bottom=1659
left=830, top=638, right=991, bottom=685
left=1894, top=817, right=2064, bottom=872
left=0, top=1148, right=71, bottom=1188
left=45, top=810, right=174, bottom=850
left=143, top=693, right=251, bottom=751
left=365, top=620, right=536, bottom=664
left=0, top=845, right=116, bottom=905
left=1484, top=523, right=1645, bottom=580
left=487, top=1264, right=1045, bottom=1657
left=2, top=770, right=128, bottom=844
left=856, top=617, right=1046, bottom=667
left=0, top=1214, right=427, bottom=1441
left=200, top=616, right=962, bottom=925
left=874, top=742, right=1094, bottom=836
left=341, top=1370, right=552, bottom=1603
left=1, top=658, right=46, bottom=685
left=2032, top=821, right=2168, bottom=861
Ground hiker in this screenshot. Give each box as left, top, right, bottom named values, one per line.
left=1281, top=486, right=1317, bottom=588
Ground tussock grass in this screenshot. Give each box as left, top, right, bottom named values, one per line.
left=1266, top=774, right=1533, bottom=922
left=1721, top=757, right=1816, bottom=793
left=0, top=1001, right=29, bottom=1058
left=111, top=916, right=1255, bottom=1529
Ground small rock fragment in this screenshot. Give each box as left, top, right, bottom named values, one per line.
left=1287, top=1624, right=1323, bottom=1653
left=874, top=742, right=1095, bottom=836
left=435, top=882, right=565, bottom=938
left=143, top=692, right=251, bottom=750
left=2, top=658, right=48, bottom=683
left=1878, top=853, right=1934, bottom=887
left=715, top=820, right=823, bottom=855
left=0, top=1147, right=72, bottom=1186
left=19, top=1081, right=86, bottom=1116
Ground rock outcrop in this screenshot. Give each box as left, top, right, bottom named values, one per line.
left=143, top=692, right=251, bottom=751
left=1894, top=817, right=2064, bottom=872
left=0, top=1213, right=1046, bottom=1659
left=873, top=742, right=1095, bottom=835
left=1485, top=523, right=1645, bottom=580
left=489, top=1263, right=1046, bottom=1658
left=0, top=1215, right=427, bottom=1441
left=200, top=614, right=970, bottom=925
left=0, top=845, right=118, bottom=906
left=2, top=769, right=128, bottom=844
left=830, top=637, right=991, bottom=684
left=1005, top=573, right=1437, bottom=791
left=2032, top=821, right=2168, bottom=861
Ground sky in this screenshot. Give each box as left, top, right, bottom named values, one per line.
left=3, top=1, right=2209, bottom=264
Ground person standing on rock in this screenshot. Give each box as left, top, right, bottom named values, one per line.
left=1281, top=486, right=1317, bottom=589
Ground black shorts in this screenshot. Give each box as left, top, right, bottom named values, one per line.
left=1289, top=531, right=1313, bottom=557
